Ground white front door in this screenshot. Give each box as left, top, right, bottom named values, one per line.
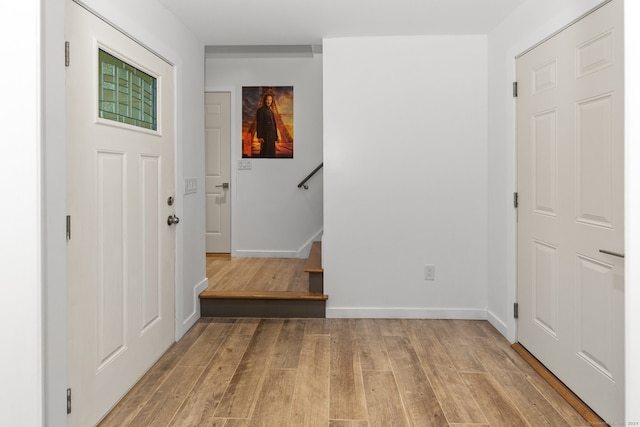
left=66, top=1, right=176, bottom=425
left=205, top=92, right=231, bottom=253
left=516, top=0, right=624, bottom=423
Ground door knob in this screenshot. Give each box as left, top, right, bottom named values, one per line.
left=215, top=182, right=229, bottom=189
left=167, top=215, right=180, bottom=226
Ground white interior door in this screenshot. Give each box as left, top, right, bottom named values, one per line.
left=516, top=0, right=624, bottom=423
left=66, top=1, right=176, bottom=425
left=205, top=92, right=231, bottom=253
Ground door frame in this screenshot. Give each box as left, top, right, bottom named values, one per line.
left=205, top=85, right=238, bottom=256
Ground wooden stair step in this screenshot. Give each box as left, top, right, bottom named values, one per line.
left=305, top=241, right=324, bottom=294
left=199, top=290, right=327, bottom=301
left=200, top=250, right=327, bottom=318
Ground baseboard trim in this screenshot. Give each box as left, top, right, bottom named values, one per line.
left=296, top=228, right=323, bottom=259
left=326, top=307, right=488, bottom=319
left=486, top=309, right=508, bottom=337
left=234, top=250, right=299, bottom=258
left=511, top=343, right=604, bottom=425
left=234, top=229, right=323, bottom=259
left=178, top=277, right=208, bottom=339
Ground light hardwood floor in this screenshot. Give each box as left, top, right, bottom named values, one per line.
left=99, top=317, right=591, bottom=426
left=205, top=256, right=309, bottom=293
left=100, top=258, right=592, bottom=425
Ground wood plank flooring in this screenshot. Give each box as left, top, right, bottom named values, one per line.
left=99, top=318, right=592, bottom=426
left=205, top=256, right=309, bottom=293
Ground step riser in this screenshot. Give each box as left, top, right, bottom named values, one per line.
left=201, top=299, right=325, bottom=318
left=308, top=272, right=324, bottom=294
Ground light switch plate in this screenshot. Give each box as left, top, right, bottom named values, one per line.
left=184, top=178, right=197, bottom=195
left=424, top=265, right=435, bottom=281
left=238, top=160, right=252, bottom=170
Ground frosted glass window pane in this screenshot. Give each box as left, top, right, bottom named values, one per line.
left=98, top=49, right=157, bottom=131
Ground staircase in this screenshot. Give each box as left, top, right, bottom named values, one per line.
left=199, top=242, right=326, bottom=318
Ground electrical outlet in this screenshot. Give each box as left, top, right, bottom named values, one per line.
left=424, top=265, right=435, bottom=281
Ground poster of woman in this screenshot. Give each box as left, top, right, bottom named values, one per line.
left=242, top=86, right=294, bottom=158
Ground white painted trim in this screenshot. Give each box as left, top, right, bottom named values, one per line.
left=296, top=228, right=323, bottom=258
left=326, top=308, right=488, bottom=320
left=487, top=309, right=508, bottom=338
left=515, top=0, right=613, bottom=59
left=73, top=0, right=173, bottom=65
left=43, top=0, right=67, bottom=425
left=235, top=250, right=299, bottom=258
left=172, top=57, right=184, bottom=343
left=224, top=228, right=322, bottom=259
left=177, top=277, right=208, bottom=338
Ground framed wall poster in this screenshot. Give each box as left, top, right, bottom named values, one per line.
left=242, top=86, right=294, bottom=158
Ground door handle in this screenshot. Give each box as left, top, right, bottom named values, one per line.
left=599, top=249, right=624, bottom=258
left=167, top=215, right=180, bottom=226
left=215, top=182, right=229, bottom=189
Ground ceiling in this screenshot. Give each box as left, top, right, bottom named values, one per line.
left=157, top=0, right=528, bottom=47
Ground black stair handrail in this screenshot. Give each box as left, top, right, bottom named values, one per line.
left=297, top=162, right=323, bottom=190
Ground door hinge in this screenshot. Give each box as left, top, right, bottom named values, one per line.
left=67, top=388, right=72, bottom=414
left=513, top=192, right=519, bottom=208
left=66, top=215, right=71, bottom=241
left=65, top=41, right=70, bottom=67
left=514, top=302, right=519, bottom=319
left=512, top=81, right=518, bottom=97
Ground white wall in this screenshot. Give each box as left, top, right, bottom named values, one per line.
left=77, top=0, right=206, bottom=338
left=205, top=55, right=324, bottom=257
left=0, top=1, right=44, bottom=425
left=323, top=35, right=488, bottom=318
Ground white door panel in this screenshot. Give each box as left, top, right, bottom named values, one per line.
left=205, top=92, right=231, bottom=253
left=66, top=1, right=176, bottom=425
left=517, top=0, right=624, bottom=423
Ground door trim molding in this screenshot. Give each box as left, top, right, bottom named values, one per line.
left=516, top=0, right=613, bottom=59
left=72, top=0, right=173, bottom=65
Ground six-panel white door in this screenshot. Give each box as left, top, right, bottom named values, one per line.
left=516, top=0, right=624, bottom=423
left=66, top=1, right=176, bottom=425
left=205, top=92, right=231, bottom=253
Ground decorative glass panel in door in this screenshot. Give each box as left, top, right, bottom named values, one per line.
left=98, top=49, right=157, bottom=131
